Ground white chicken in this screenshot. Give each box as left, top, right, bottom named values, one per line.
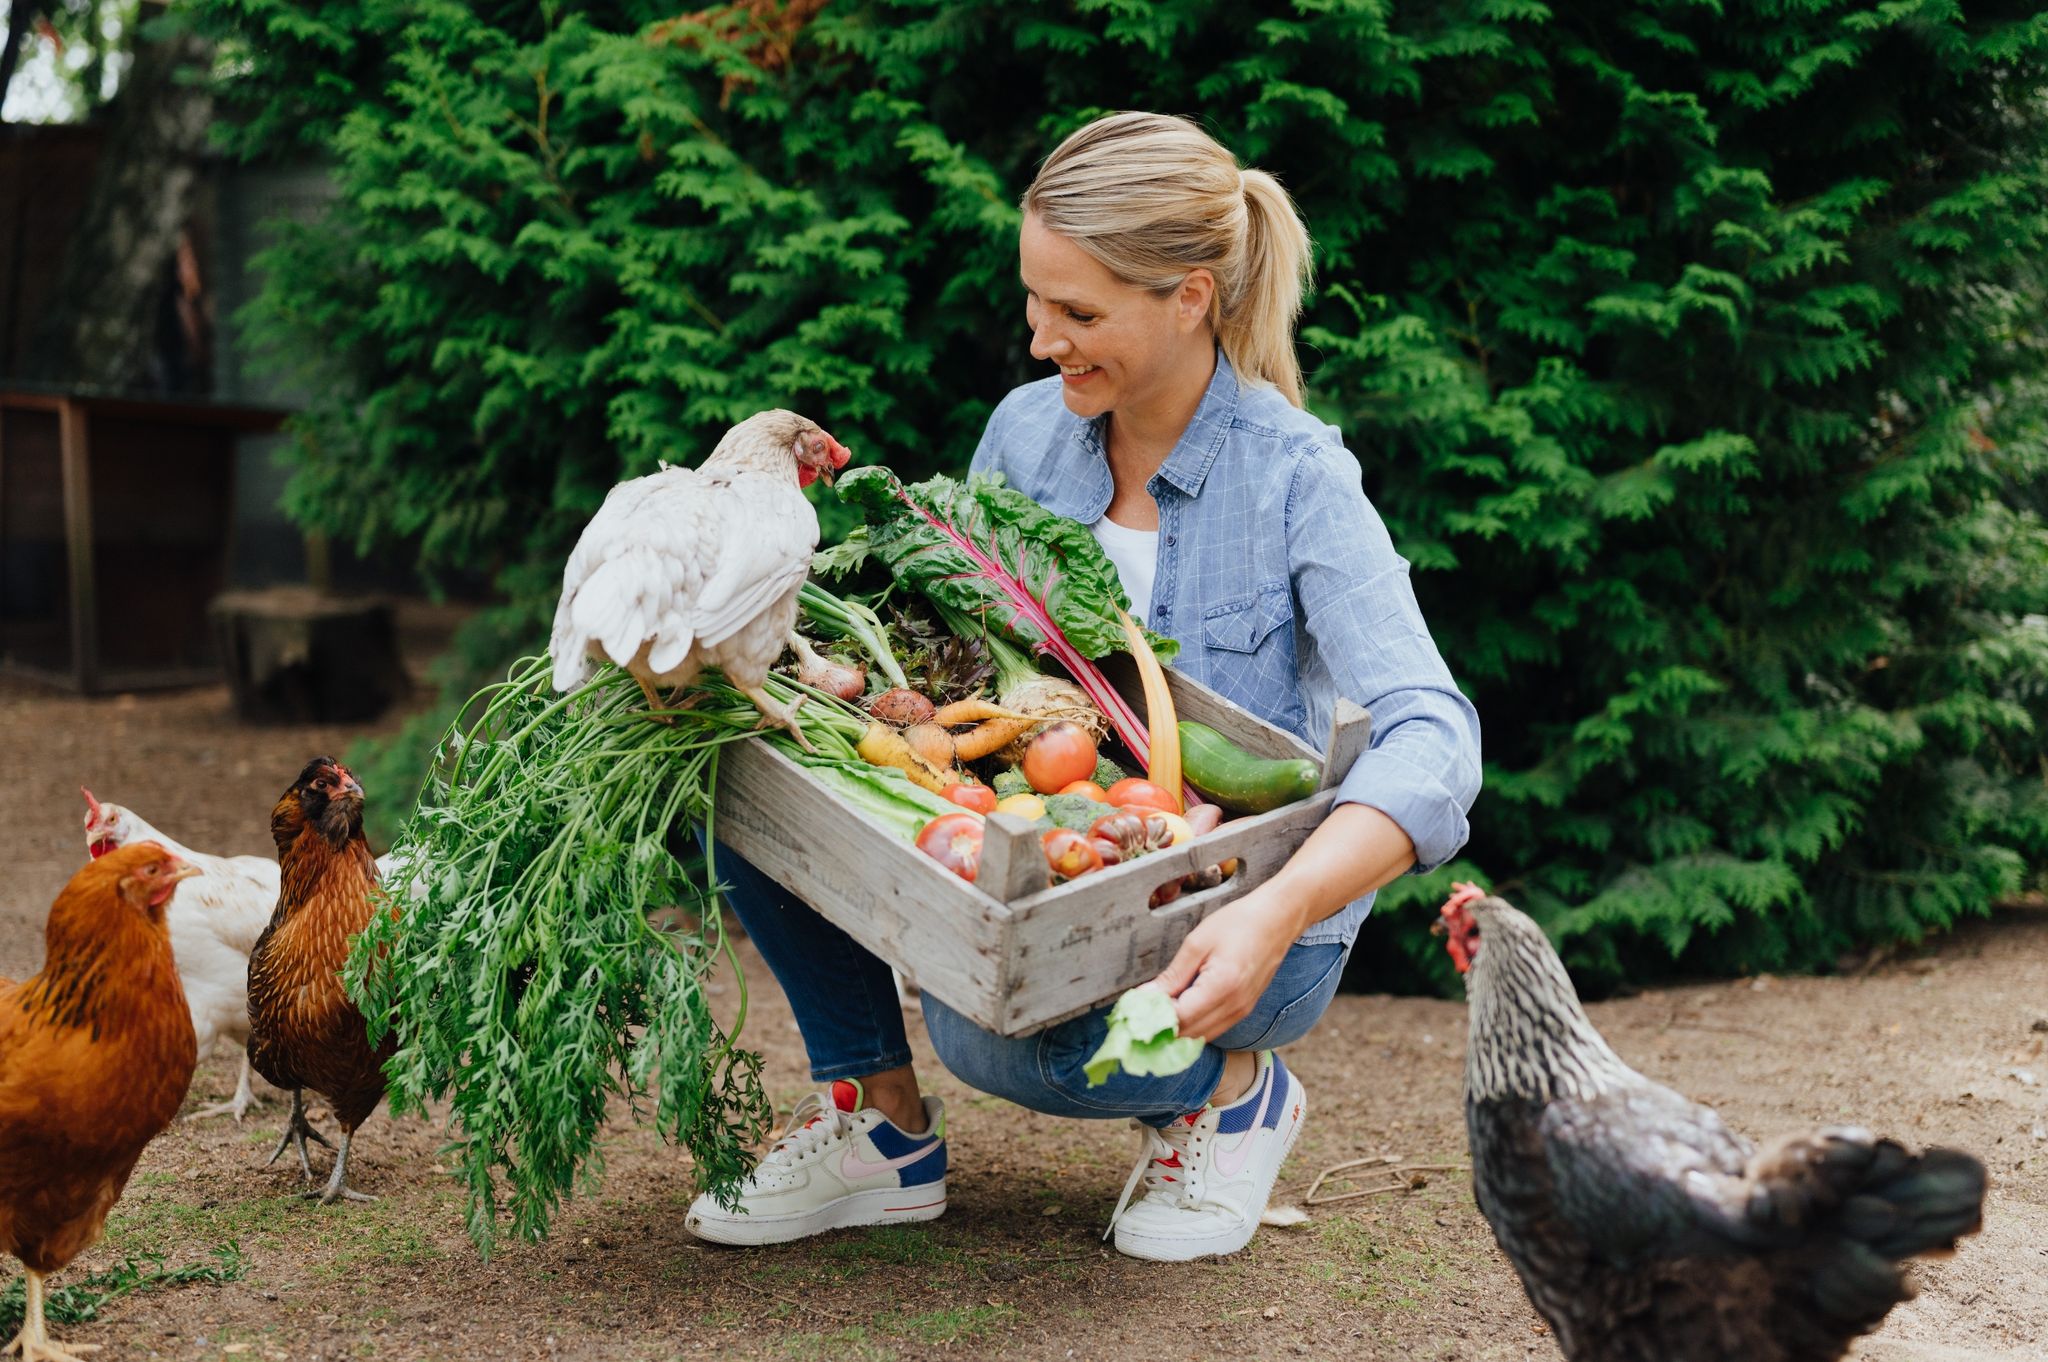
left=80, top=787, right=277, bottom=1121
left=549, top=408, right=851, bottom=744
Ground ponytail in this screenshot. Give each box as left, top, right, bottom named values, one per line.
left=1025, top=113, right=1315, bottom=407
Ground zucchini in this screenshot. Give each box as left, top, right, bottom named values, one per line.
left=1177, top=721, right=1320, bottom=813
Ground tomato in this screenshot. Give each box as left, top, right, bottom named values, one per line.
left=1152, top=812, right=1195, bottom=847
left=1022, top=723, right=1100, bottom=794
left=994, top=792, right=1047, bottom=821
left=915, top=812, right=985, bottom=882
left=1056, top=781, right=1109, bottom=802
left=1089, top=810, right=1150, bottom=858
left=942, top=782, right=997, bottom=815
left=1104, top=777, right=1179, bottom=814
left=1042, top=828, right=1104, bottom=880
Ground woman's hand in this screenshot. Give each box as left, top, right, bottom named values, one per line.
left=1153, top=803, right=1418, bottom=1042
left=1152, top=883, right=1306, bottom=1041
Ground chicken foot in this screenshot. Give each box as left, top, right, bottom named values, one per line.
left=264, top=1089, right=334, bottom=1181
left=3, top=1269, right=100, bottom=1362
left=300, top=1127, right=377, bottom=1206
left=188, top=1054, right=267, bottom=1123
left=739, top=684, right=814, bottom=753
left=634, top=674, right=703, bottom=724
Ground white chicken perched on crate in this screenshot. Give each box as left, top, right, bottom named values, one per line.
left=549, top=409, right=852, bottom=745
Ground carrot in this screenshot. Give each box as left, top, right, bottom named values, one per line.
left=952, top=715, right=1038, bottom=762
left=902, top=722, right=959, bottom=772
left=930, top=699, right=1035, bottom=727
left=856, top=723, right=959, bottom=794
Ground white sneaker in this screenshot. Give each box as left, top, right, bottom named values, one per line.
left=1105, top=1051, right=1307, bottom=1262
left=685, top=1079, right=947, bottom=1246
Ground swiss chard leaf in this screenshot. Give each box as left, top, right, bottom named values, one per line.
left=836, top=467, right=1177, bottom=664
left=1084, top=985, right=1205, bottom=1086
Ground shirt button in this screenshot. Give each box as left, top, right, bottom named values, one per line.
left=1156, top=605, right=1172, bottom=621
left=1165, top=534, right=1178, bottom=547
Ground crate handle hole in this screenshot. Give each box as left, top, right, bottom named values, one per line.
left=1147, top=857, right=1244, bottom=913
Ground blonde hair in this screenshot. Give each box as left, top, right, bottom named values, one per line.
left=1024, top=112, right=1314, bottom=407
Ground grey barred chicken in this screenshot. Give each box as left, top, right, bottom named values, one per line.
left=1440, top=884, right=1985, bottom=1362
left=548, top=409, right=851, bottom=745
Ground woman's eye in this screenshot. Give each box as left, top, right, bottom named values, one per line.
left=1067, top=310, right=1096, bottom=324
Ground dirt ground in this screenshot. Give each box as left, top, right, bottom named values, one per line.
left=1, top=612, right=2043, bottom=1362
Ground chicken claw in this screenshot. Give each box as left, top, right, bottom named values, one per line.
left=301, top=1128, right=378, bottom=1206
left=5, top=1270, right=101, bottom=1362
left=188, top=1056, right=267, bottom=1123
left=739, top=685, right=814, bottom=753
left=264, top=1089, right=333, bottom=1181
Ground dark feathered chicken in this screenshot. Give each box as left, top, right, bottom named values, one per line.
left=1441, top=884, right=1985, bottom=1362
left=246, top=757, right=388, bottom=1205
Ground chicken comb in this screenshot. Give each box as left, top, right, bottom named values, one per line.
left=81, top=785, right=103, bottom=820
left=1440, top=881, right=1487, bottom=918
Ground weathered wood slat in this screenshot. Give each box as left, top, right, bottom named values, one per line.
left=716, top=739, right=1012, bottom=1020
left=712, top=668, right=1376, bottom=1037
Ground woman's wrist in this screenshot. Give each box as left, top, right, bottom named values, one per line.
left=1265, top=802, right=1418, bottom=930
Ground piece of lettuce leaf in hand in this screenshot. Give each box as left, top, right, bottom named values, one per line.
left=1084, top=985, right=1204, bottom=1086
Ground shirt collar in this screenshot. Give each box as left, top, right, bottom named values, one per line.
left=1062, top=348, right=1240, bottom=514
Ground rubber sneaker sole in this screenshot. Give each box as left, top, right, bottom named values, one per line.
left=685, top=1180, right=948, bottom=1247
left=1113, top=1085, right=1308, bottom=1263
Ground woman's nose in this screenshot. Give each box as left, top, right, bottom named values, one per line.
left=1030, top=323, right=1069, bottom=361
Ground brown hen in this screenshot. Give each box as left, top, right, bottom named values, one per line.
left=246, top=757, right=388, bottom=1206
left=0, top=845, right=201, bottom=1362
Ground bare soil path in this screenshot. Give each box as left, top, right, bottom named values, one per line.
left=2, top=637, right=2041, bottom=1362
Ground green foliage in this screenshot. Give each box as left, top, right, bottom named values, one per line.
left=345, top=656, right=772, bottom=1253
left=193, top=0, right=2048, bottom=989
left=0, top=1243, right=246, bottom=1335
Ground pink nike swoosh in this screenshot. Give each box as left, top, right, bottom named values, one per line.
left=1211, top=1071, right=1276, bottom=1179
left=840, top=1138, right=942, bottom=1181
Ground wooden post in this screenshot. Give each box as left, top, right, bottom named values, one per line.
left=57, top=397, right=96, bottom=692
left=1318, top=699, right=1374, bottom=791
left=978, top=812, right=1050, bottom=903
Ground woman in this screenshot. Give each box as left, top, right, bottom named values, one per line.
left=686, top=112, right=1481, bottom=1262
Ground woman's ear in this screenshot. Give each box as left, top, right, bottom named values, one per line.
left=1176, top=268, right=1217, bottom=333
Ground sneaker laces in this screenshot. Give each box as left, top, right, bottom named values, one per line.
left=754, top=1090, right=853, bottom=1181
left=1103, top=1114, right=1204, bottom=1240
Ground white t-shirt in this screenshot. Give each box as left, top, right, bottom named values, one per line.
left=1090, top=515, right=1159, bottom=623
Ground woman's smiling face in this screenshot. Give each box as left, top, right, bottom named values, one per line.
left=1019, top=211, right=1210, bottom=422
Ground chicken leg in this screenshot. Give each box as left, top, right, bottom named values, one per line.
left=739, top=685, right=814, bottom=753
left=3, top=1269, right=99, bottom=1362
left=264, top=1088, right=333, bottom=1180
left=189, top=1054, right=267, bottom=1123
left=302, top=1126, right=377, bottom=1206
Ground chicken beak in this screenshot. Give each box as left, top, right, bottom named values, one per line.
left=168, top=863, right=205, bottom=885
left=1429, top=919, right=1449, bottom=939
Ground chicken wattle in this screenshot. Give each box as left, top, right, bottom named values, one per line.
left=548, top=408, right=852, bottom=746
left=1444, top=885, right=1985, bottom=1362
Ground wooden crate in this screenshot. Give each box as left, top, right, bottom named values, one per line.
left=714, top=658, right=1371, bottom=1037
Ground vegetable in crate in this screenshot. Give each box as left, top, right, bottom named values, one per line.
left=836, top=468, right=1171, bottom=769
left=548, top=410, right=851, bottom=744
left=1178, top=721, right=1319, bottom=814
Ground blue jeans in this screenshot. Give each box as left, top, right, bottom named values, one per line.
left=713, top=841, right=1351, bottom=1127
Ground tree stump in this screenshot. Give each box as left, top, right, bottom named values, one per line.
left=210, top=587, right=409, bottom=723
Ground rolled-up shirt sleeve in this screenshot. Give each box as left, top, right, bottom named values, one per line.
left=1286, top=442, right=1481, bottom=873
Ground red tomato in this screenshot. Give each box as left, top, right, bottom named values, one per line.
left=1104, top=777, right=1179, bottom=814
left=915, top=812, right=985, bottom=883
left=1022, top=723, right=1099, bottom=794
left=1042, top=827, right=1104, bottom=880
left=942, top=782, right=997, bottom=815
left=1056, top=781, right=1109, bottom=802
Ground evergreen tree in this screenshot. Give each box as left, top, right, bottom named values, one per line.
left=191, top=0, right=2048, bottom=989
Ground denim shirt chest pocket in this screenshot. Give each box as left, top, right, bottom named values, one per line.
left=1198, top=582, right=1307, bottom=734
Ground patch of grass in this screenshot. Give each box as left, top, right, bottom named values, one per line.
left=101, top=1194, right=305, bottom=1257
left=1305, top=1204, right=1463, bottom=1310
left=814, top=1226, right=966, bottom=1270
left=0, top=1243, right=246, bottom=1335
left=308, top=1217, right=447, bottom=1279
left=774, top=1325, right=896, bottom=1361
left=880, top=1302, right=1020, bottom=1344
left=132, top=1171, right=180, bottom=1188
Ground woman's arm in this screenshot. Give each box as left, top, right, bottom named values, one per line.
left=1158, top=440, right=1481, bottom=1039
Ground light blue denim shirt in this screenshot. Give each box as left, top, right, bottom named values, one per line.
left=970, top=351, right=1482, bottom=949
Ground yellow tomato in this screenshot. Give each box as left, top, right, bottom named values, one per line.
left=1153, top=812, right=1195, bottom=847
left=994, top=793, right=1048, bottom=822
